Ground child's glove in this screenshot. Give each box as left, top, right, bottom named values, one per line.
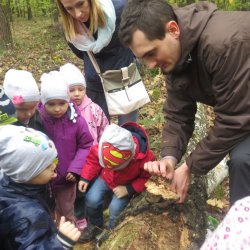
left=78, top=180, right=89, bottom=192
left=113, top=185, right=128, bottom=198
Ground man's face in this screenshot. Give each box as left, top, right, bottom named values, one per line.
left=129, top=22, right=181, bottom=74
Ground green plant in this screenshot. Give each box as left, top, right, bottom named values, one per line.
left=214, top=184, right=224, bottom=200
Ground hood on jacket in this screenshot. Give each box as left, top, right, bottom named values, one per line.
left=121, top=122, right=149, bottom=159
left=174, top=2, right=217, bottom=71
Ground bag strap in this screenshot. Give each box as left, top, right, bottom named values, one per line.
left=87, top=51, right=131, bottom=91
left=87, top=51, right=130, bottom=84
left=121, top=67, right=130, bottom=85
left=87, top=51, right=102, bottom=75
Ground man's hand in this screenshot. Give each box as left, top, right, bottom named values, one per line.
left=113, top=185, right=128, bottom=198
left=78, top=180, right=89, bottom=192
left=171, top=162, right=191, bottom=203
left=66, top=172, right=77, bottom=182
left=144, top=158, right=176, bottom=180
left=58, top=216, right=81, bottom=241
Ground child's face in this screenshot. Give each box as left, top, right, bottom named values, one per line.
left=69, top=85, right=86, bottom=106
left=45, top=99, right=69, bottom=118
left=27, top=162, right=57, bottom=185
left=15, top=102, right=38, bottom=123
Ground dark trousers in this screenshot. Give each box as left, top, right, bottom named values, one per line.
left=74, top=189, right=86, bottom=220
left=228, top=135, right=250, bottom=205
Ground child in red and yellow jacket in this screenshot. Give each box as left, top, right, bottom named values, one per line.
left=78, top=122, right=155, bottom=242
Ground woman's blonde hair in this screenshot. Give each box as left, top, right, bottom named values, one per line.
left=56, top=0, right=106, bottom=41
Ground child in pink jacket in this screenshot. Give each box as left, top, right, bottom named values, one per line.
left=60, top=63, right=109, bottom=145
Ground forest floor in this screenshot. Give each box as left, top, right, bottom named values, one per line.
left=0, top=17, right=229, bottom=249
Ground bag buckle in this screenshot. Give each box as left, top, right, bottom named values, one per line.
left=121, top=67, right=130, bottom=84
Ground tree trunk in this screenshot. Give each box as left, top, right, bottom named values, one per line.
left=97, top=175, right=207, bottom=250
left=14, top=0, right=21, bottom=18
left=26, top=0, right=32, bottom=20
left=74, top=176, right=207, bottom=250
left=50, top=0, right=59, bottom=23
left=0, top=4, right=13, bottom=48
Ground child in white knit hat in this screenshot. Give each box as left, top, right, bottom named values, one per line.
left=0, top=125, right=80, bottom=249
left=3, top=69, right=44, bottom=132
left=78, top=122, right=155, bottom=242
left=60, top=63, right=109, bottom=227
left=60, top=63, right=109, bottom=145
left=39, top=70, right=93, bottom=226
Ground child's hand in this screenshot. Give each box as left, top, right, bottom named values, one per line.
left=58, top=216, right=81, bottom=242
left=78, top=180, right=89, bottom=192
left=66, top=172, right=77, bottom=182
left=113, top=185, right=128, bottom=198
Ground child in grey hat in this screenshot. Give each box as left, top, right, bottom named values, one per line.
left=0, top=125, right=80, bottom=249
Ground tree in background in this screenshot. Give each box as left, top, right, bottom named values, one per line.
left=0, top=3, right=13, bottom=48
left=0, top=0, right=249, bottom=24
left=168, top=0, right=250, bottom=10
left=0, top=0, right=59, bottom=21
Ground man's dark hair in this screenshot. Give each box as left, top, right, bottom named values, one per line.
left=119, top=0, right=177, bottom=46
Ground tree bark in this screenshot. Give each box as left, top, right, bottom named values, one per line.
left=50, top=0, right=59, bottom=23
left=26, top=0, right=32, bottom=20
left=0, top=4, right=13, bottom=48
left=94, top=175, right=207, bottom=250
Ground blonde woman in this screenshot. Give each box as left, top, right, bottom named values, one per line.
left=56, top=0, right=138, bottom=125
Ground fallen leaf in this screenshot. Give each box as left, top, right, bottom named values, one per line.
left=207, top=198, right=226, bottom=209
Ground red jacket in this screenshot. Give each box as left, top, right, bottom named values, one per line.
left=80, top=122, right=155, bottom=193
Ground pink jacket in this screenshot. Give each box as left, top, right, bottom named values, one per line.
left=78, top=95, right=109, bottom=145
